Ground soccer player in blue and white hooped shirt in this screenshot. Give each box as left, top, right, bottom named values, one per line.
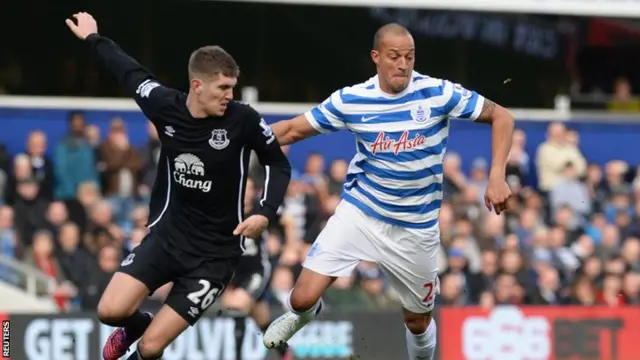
left=263, top=23, right=514, bottom=359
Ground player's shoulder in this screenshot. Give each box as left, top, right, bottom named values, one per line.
left=227, top=101, right=263, bottom=128
left=325, top=76, right=382, bottom=108
left=228, top=101, right=261, bottom=118
left=339, top=76, right=379, bottom=96
left=410, top=71, right=446, bottom=88
left=136, top=79, right=182, bottom=100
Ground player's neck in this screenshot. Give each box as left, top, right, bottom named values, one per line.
left=185, top=92, right=208, bottom=119
left=377, top=78, right=404, bottom=96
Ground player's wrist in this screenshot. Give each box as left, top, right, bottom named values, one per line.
left=489, top=166, right=506, bottom=180
left=84, top=32, right=100, bottom=42
left=255, top=208, right=275, bottom=226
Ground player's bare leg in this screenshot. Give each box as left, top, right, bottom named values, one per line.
left=403, top=308, right=437, bottom=360
left=263, top=268, right=334, bottom=349
left=99, top=272, right=154, bottom=360
left=126, top=304, right=189, bottom=359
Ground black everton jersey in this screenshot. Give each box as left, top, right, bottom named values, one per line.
left=87, top=34, right=291, bottom=259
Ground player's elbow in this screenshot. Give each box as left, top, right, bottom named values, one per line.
left=272, top=119, right=296, bottom=146
left=487, top=105, right=514, bottom=127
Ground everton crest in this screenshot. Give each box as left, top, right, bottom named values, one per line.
left=209, top=129, right=230, bottom=150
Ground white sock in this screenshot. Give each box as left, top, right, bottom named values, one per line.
left=406, top=319, right=437, bottom=360
left=286, top=289, right=322, bottom=316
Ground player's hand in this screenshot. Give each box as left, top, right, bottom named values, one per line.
left=233, top=215, right=269, bottom=239
left=484, top=175, right=512, bottom=215
left=65, top=12, right=98, bottom=40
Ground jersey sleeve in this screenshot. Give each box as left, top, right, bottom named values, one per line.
left=304, top=90, right=348, bottom=133
left=245, top=107, right=292, bottom=224
left=85, top=34, right=175, bottom=121
left=438, top=80, right=485, bottom=121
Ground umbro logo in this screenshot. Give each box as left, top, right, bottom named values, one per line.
left=188, top=306, right=200, bottom=318
left=361, top=115, right=379, bottom=122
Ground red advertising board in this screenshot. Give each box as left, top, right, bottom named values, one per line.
left=440, top=306, right=640, bottom=360
left=1, top=312, right=9, bottom=360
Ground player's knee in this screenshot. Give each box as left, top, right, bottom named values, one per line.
left=96, top=297, right=135, bottom=326
left=403, top=311, right=431, bottom=335
left=137, top=336, right=164, bottom=359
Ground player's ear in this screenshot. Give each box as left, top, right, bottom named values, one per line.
left=191, top=78, right=203, bottom=95
left=371, top=49, right=380, bottom=65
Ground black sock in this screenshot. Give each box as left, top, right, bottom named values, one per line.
left=123, top=311, right=152, bottom=339
left=234, top=316, right=247, bottom=359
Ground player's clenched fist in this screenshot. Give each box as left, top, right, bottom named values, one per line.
left=484, top=176, right=512, bottom=215
left=65, top=12, right=98, bottom=40
left=234, top=214, right=269, bottom=239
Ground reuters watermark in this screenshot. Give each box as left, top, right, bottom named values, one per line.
left=2, top=319, right=9, bottom=359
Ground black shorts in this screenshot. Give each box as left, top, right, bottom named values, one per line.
left=118, top=233, right=237, bottom=325
left=229, top=258, right=272, bottom=301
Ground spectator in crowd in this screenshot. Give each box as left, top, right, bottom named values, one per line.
left=0, top=143, right=10, bottom=204
left=608, top=77, right=640, bottom=112
left=13, top=178, right=49, bottom=248
left=98, top=118, right=142, bottom=225
left=536, top=122, right=587, bottom=194
left=468, top=157, right=489, bottom=202
left=54, top=111, right=99, bottom=201
left=78, top=244, right=121, bottom=310
left=442, top=153, right=466, bottom=201
left=283, top=172, right=323, bottom=251
left=622, top=272, right=640, bottom=304
left=585, top=163, right=608, bottom=212
left=0, top=206, right=19, bottom=284
left=550, top=162, right=591, bottom=222
left=85, top=124, right=101, bottom=158
left=45, top=201, right=69, bottom=239
left=506, top=129, right=530, bottom=185
left=25, top=131, right=54, bottom=201
left=57, top=222, right=94, bottom=291
left=66, top=181, right=100, bottom=234
left=23, top=230, right=76, bottom=310
left=529, top=265, right=565, bottom=305
left=5, top=153, right=34, bottom=205
left=327, top=159, right=348, bottom=196
left=83, top=200, right=116, bottom=256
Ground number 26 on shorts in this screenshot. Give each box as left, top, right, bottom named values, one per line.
left=187, top=280, right=221, bottom=310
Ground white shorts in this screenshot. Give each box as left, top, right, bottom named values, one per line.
left=303, top=200, right=440, bottom=313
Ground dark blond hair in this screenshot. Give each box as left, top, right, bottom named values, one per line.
left=188, top=45, right=240, bottom=80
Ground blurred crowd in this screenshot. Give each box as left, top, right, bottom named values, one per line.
left=0, top=112, right=639, bottom=313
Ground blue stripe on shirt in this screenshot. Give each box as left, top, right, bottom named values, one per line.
left=340, top=85, right=443, bottom=105
left=342, top=192, right=440, bottom=229
left=354, top=160, right=443, bottom=180
left=349, top=172, right=442, bottom=198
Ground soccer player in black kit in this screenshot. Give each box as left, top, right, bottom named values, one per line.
left=66, top=12, right=291, bottom=360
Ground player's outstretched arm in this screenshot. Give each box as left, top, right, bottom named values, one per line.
left=272, top=90, right=349, bottom=145
left=271, top=114, right=321, bottom=146
left=66, top=12, right=171, bottom=119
